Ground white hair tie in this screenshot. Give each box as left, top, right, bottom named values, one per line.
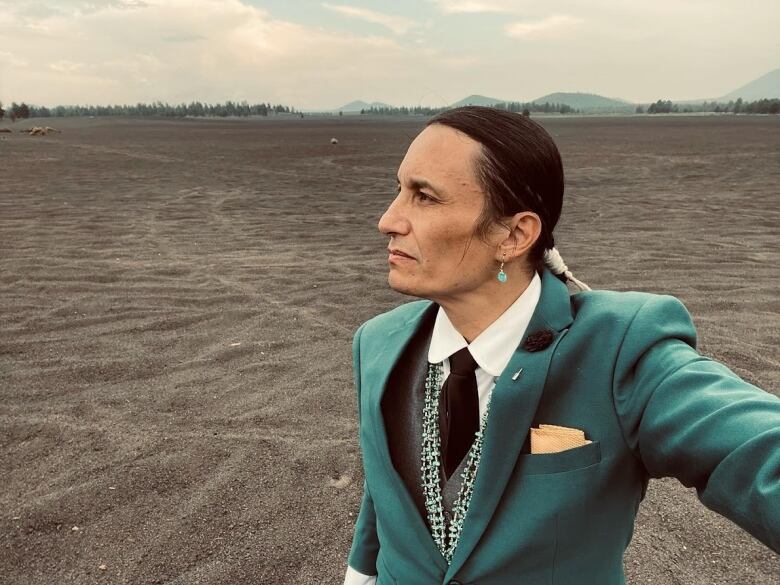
left=543, top=247, right=591, bottom=292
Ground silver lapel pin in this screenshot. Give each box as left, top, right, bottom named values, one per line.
left=512, top=368, right=523, bottom=381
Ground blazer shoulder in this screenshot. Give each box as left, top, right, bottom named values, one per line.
left=572, top=288, right=689, bottom=314
left=359, top=299, right=434, bottom=338
left=569, top=288, right=693, bottom=335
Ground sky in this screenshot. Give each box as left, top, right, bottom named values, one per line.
left=0, top=0, right=778, bottom=110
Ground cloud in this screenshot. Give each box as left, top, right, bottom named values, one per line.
left=322, top=3, right=417, bottom=35
left=76, top=1, right=150, bottom=14
left=0, top=50, right=29, bottom=67
left=505, top=14, right=582, bottom=39
left=162, top=33, right=207, bottom=43
left=10, top=2, right=67, bottom=20
left=427, top=0, right=520, bottom=14
left=49, top=59, right=88, bottom=73
left=0, top=0, right=470, bottom=108
left=1, top=0, right=777, bottom=107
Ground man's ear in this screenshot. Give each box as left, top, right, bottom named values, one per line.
left=496, top=211, right=541, bottom=262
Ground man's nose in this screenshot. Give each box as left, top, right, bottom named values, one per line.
left=378, top=193, right=409, bottom=235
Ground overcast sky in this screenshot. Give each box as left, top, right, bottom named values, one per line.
left=1, top=0, right=777, bottom=110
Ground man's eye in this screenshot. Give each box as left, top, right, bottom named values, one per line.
left=396, top=185, right=434, bottom=203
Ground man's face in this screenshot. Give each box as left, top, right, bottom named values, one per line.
left=378, top=124, right=502, bottom=302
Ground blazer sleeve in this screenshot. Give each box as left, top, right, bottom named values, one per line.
left=346, top=323, right=380, bottom=575
left=611, top=295, right=780, bottom=552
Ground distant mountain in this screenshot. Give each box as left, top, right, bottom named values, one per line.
left=450, top=94, right=506, bottom=108
left=532, top=92, right=634, bottom=113
left=449, top=92, right=634, bottom=113
left=320, top=70, right=780, bottom=117
left=337, top=100, right=394, bottom=112
left=717, top=68, right=780, bottom=101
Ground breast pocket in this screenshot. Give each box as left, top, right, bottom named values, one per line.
left=517, top=440, right=602, bottom=475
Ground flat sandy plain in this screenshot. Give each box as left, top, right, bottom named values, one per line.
left=1, top=114, right=778, bottom=584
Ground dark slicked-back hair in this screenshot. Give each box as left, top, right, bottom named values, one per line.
left=426, top=106, right=564, bottom=274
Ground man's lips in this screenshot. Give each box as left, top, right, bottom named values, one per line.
left=388, top=248, right=415, bottom=260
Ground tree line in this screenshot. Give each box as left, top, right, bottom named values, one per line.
left=638, top=98, right=779, bottom=114
left=2, top=97, right=777, bottom=121
left=360, top=101, right=574, bottom=116
left=363, top=98, right=778, bottom=116
left=0, top=100, right=299, bottom=121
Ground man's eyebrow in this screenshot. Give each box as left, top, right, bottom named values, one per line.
left=396, top=175, right=446, bottom=197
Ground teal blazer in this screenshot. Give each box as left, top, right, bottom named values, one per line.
left=347, top=268, right=779, bottom=584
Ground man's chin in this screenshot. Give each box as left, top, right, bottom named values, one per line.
left=387, top=273, right=426, bottom=298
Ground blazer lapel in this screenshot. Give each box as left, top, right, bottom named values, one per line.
left=362, top=301, right=449, bottom=572
left=444, top=269, right=575, bottom=581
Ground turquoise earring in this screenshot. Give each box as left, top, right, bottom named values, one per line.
left=497, top=252, right=507, bottom=283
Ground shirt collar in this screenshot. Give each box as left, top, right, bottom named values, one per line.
left=428, top=271, right=542, bottom=376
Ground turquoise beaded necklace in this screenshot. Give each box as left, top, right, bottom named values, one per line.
left=421, top=361, right=493, bottom=563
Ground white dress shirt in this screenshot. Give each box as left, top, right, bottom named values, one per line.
left=344, top=273, right=542, bottom=585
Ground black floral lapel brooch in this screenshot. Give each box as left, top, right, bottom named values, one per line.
left=523, top=328, right=555, bottom=352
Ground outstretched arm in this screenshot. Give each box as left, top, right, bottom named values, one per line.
left=612, top=295, right=780, bottom=552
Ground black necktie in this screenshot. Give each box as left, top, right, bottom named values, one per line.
left=439, top=347, right=480, bottom=480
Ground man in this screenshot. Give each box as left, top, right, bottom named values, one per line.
left=342, top=106, right=779, bottom=584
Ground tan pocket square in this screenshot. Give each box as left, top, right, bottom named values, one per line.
left=530, top=424, right=592, bottom=454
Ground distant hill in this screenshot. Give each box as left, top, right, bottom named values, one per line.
left=448, top=92, right=634, bottom=113
left=716, top=68, right=780, bottom=101
left=337, top=100, right=394, bottom=112
left=532, top=92, right=634, bottom=113
left=450, top=94, right=506, bottom=108
left=325, top=69, right=780, bottom=117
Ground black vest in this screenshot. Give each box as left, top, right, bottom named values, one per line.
left=380, top=306, right=474, bottom=531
